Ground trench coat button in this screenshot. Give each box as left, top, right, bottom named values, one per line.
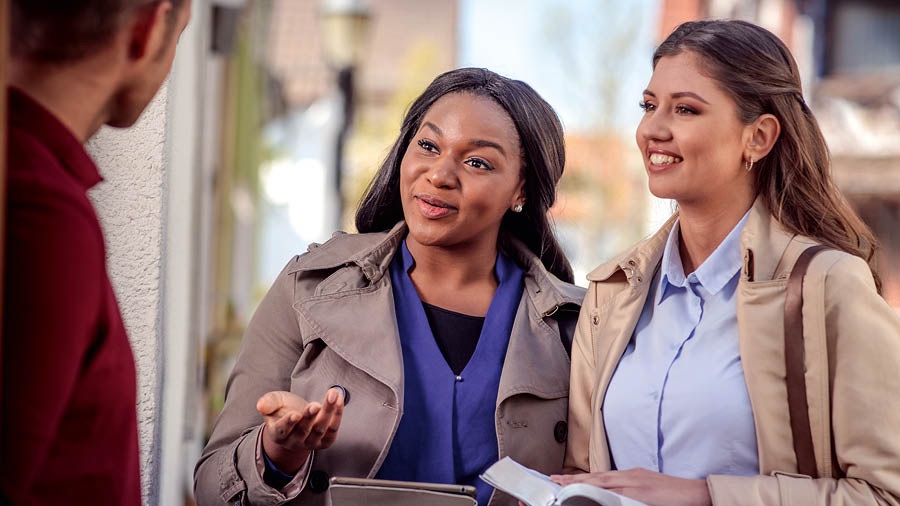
left=553, top=421, right=568, bottom=443
left=329, top=385, right=350, bottom=406
left=591, top=315, right=600, bottom=326
left=308, top=470, right=330, bottom=493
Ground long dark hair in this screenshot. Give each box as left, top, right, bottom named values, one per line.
left=355, top=67, right=573, bottom=283
left=655, top=20, right=880, bottom=289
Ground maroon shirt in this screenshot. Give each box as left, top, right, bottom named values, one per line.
left=1, top=88, right=141, bottom=505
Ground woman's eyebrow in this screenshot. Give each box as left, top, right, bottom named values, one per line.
left=642, top=89, right=710, bottom=105
left=469, top=139, right=506, bottom=156
left=422, top=121, right=444, bottom=136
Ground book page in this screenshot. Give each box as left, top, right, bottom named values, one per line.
left=481, top=457, right=651, bottom=506
left=557, top=483, right=650, bottom=506
left=480, top=457, right=560, bottom=506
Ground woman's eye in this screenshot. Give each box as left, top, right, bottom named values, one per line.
left=675, top=105, right=698, bottom=115
left=417, top=139, right=438, bottom=152
left=466, top=158, right=494, bottom=170
left=639, top=100, right=656, bottom=112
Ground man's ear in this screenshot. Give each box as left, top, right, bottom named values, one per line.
left=127, top=0, right=173, bottom=61
left=744, top=113, right=780, bottom=163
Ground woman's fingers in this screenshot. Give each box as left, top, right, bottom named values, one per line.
left=258, top=388, right=345, bottom=450
left=552, top=470, right=712, bottom=506
left=256, top=390, right=310, bottom=418
left=305, top=388, right=344, bottom=449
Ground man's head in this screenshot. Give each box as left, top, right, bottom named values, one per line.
left=11, top=0, right=191, bottom=60
left=12, top=0, right=192, bottom=128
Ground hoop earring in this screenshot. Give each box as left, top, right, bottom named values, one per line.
left=745, top=157, right=755, bottom=172
left=512, top=204, right=524, bottom=213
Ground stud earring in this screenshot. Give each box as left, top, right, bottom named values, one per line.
left=745, top=157, right=755, bottom=172
left=512, top=204, right=524, bottom=213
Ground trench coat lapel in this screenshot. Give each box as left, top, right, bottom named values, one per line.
left=294, top=280, right=404, bottom=401
left=586, top=215, right=675, bottom=444
left=290, top=224, right=408, bottom=403
left=496, top=242, right=585, bottom=402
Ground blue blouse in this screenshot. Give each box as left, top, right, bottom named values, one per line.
left=603, top=211, right=759, bottom=479
left=376, top=241, right=524, bottom=506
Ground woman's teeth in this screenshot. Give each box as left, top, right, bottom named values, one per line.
left=649, top=153, right=682, bottom=165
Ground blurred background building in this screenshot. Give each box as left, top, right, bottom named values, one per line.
left=67, top=0, right=899, bottom=504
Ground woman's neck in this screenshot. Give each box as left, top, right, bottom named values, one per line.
left=405, top=238, right=500, bottom=316
left=676, top=196, right=753, bottom=274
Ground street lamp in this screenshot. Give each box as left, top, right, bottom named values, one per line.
left=320, top=0, right=371, bottom=227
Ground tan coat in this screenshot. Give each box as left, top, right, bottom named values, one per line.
left=194, top=222, right=586, bottom=506
left=566, top=198, right=900, bottom=505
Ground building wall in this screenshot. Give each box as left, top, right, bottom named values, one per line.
left=84, top=1, right=210, bottom=503
left=87, top=86, right=170, bottom=505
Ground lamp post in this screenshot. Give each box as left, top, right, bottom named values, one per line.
left=320, top=0, right=371, bottom=228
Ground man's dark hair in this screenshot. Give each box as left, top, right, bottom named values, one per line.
left=12, top=0, right=186, bottom=62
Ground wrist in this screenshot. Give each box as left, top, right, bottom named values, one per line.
left=261, top=424, right=311, bottom=473
left=694, top=478, right=712, bottom=506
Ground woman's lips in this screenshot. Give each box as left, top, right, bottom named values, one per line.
left=647, top=151, right=683, bottom=172
left=415, top=195, right=457, bottom=219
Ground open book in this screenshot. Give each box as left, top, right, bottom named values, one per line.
left=480, top=457, right=649, bottom=506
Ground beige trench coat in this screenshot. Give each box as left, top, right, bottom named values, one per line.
left=194, top=222, right=585, bottom=506
left=566, top=198, right=900, bottom=505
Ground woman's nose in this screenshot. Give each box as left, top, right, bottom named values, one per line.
left=637, top=111, right=672, bottom=142
left=426, top=157, right=459, bottom=189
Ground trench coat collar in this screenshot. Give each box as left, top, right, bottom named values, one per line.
left=292, top=221, right=582, bottom=316
left=290, top=221, right=584, bottom=403
left=287, top=221, right=407, bottom=282
left=586, top=212, right=676, bottom=287
left=501, top=235, right=585, bottom=317
left=586, top=197, right=804, bottom=286
left=739, top=197, right=803, bottom=282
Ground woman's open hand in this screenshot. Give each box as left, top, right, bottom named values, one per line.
left=551, top=468, right=712, bottom=506
left=256, top=388, right=345, bottom=473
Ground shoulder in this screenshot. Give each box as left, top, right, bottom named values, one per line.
left=6, top=137, right=104, bottom=266
left=586, top=213, right=676, bottom=284
left=7, top=126, right=98, bottom=225
left=285, top=224, right=404, bottom=275
left=813, top=250, right=879, bottom=300
left=500, top=236, right=585, bottom=306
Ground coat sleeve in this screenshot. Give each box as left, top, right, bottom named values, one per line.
left=193, top=257, right=314, bottom=506
left=564, top=284, right=597, bottom=473
left=708, top=254, right=900, bottom=505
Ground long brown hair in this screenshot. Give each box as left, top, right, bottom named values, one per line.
left=655, top=19, right=880, bottom=290
left=355, top=68, right=574, bottom=283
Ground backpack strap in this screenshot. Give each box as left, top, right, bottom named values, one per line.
left=784, top=244, right=830, bottom=477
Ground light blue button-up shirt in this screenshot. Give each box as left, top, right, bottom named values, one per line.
left=603, top=211, right=759, bottom=479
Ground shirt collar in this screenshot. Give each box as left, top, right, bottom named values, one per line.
left=657, top=210, right=750, bottom=304
left=8, top=86, right=102, bottom=191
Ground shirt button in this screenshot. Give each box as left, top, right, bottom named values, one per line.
left=455, top=375, right=463, bottom=382
left=651, top=391, right=659, bottom=401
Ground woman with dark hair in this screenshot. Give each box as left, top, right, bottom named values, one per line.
left=561, top=19, right=900, bottom=506
left=194, top=67, right=585, bottom=506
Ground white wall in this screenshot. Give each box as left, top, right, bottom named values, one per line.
left=88, top=85, right=169, bottom=505
left=86, top=1, right=208, bottom=504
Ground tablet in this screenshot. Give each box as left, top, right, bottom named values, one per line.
left=328, top=476, right=478, bottom=506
